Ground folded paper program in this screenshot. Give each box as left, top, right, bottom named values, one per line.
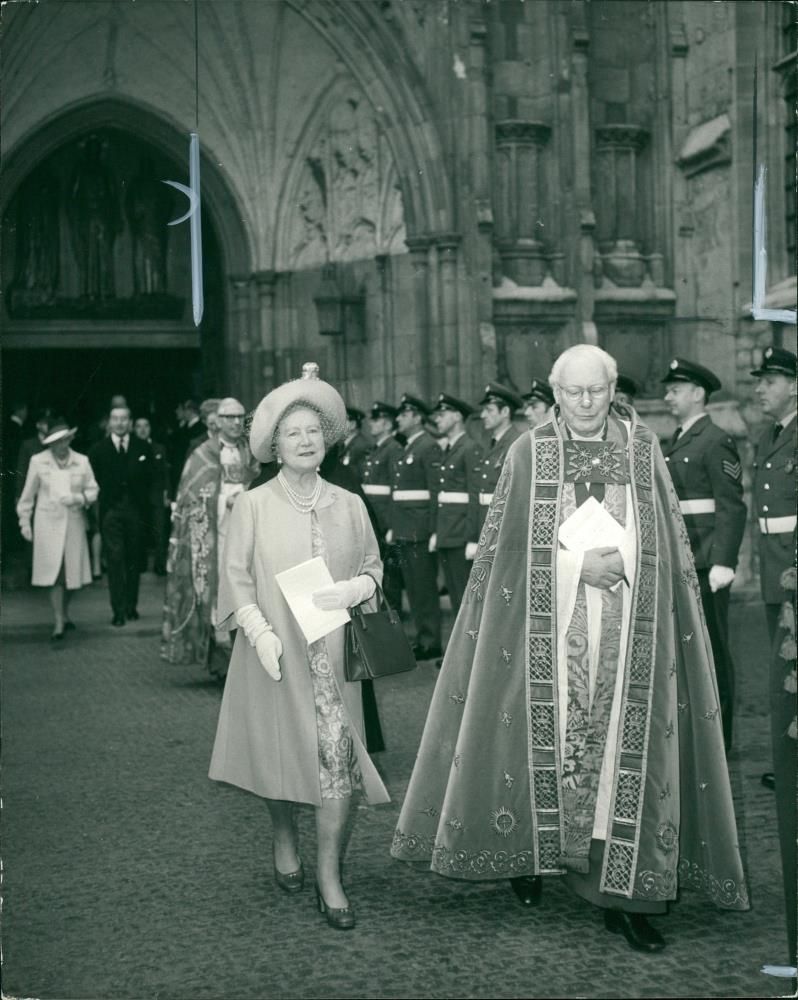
left=557, top=496, right=626, bottom=552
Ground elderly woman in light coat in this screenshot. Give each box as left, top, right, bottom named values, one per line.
left=17, top=420, right=99, bottom=639
left=209, top=363, right=388, bottom=931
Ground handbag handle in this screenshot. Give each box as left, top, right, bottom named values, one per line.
left=351, top=572, right=393, bottom=620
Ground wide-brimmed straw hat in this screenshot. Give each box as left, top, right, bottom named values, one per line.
left=249, top=362, right=347, bottom=463
left=41, top=420, right=77, bottom=447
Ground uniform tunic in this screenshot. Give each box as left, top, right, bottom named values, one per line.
left=17, top=449, right=98, bottom=589
left=661, top=413, right=746, bottom=749
left=435, top=431, right=483, bottom=612
left=390, top=430, right=442, bottom=652
left=474, top=423, right=522, bottom=528
left=362, top=433, right=405, bottom=611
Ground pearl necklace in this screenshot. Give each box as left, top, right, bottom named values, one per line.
left=278, top=470, right=322, bottom=513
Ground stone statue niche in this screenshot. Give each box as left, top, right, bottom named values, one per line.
left=67, top=133, right=122, bottom=302
left=8, top=163, right=61, bottom=312
left=125, top=154, right=174, bottom=298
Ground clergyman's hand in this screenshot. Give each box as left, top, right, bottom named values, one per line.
left=580, top=546, right=625, bottom=589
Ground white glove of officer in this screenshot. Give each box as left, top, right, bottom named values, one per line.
left=465, top=542, right=478, bottom=561
left=236, top=604, right=283, bottom=681
left=708, top=565, right=735, bottom=592
left=311, top=574, right=376, bottom=611
left=20, top=523, right=32, bottom=542
left=428, top=533, right=437, bottom=554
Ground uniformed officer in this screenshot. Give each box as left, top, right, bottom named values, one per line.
left=521, top=378, right=555, bottom=429
left=429, top=393, right=484, bottom=615
left=339, top=407, right=372, bottom=483
left=614, top=374, right=639, bottom=409
left=751, top=345, right=797, bottom=960
left=362, top=401, right=404, bottom=612
left=661, top=358, right=746, bottom=752
left=476, top=382, right=523, bottom=526
left=389, top=394, right=442, bottom=660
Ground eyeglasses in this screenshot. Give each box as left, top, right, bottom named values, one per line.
left=217, top=414, right=245, bottom=421
left=557, top=384, right=610, bottom=402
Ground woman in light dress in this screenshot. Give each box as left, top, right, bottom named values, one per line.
left=16, top=419, right=99, bottom=639
left=208, top=363, right=388, bottom=930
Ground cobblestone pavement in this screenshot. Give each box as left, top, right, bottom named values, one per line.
left=1, top=574, right=793, bottom=1000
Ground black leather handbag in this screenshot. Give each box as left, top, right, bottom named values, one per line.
left=344, top=580, right=417, bottom=682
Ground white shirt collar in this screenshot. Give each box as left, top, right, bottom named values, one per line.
left=778, top=410, right=797, bottom=430
left=492, top=424, right=511, bottom=442
left=405, top=430, right=424, bottom=446
left=678, top=412, right=707, bottom=436
left=447, top=430, right=465, bottom=447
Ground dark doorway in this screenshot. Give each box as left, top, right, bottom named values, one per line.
left=2, top=347, right=202, bottom=443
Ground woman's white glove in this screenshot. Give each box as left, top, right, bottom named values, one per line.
left=708, top=565, right=735, bottom=592
left=20, top=523, right=32, bottom=542
left=465, top=542, right=478, bottom=561
left=254, top=631, right=283, bottom=681
left=311, top=574, right=377, bottom=611
left=235, top=604, right=283, bottom=681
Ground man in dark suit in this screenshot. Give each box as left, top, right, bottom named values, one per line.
left=89, top=405, right=154, bottom=626
left=133, top=416, right=170, bottom=575
left=339, top=407, right=372, bottom=483
left=390, top=394, right=442, bottom=660
left=3, top=402, right=28, bottom=550
left=430, top=393, right=483, bottom=616
left=750, top=344, right=797, bottom=965
left=661, top=358, right=746, bottom=752
left=476, top=382, right=524, bottom=528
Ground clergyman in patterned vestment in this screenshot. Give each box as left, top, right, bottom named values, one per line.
left=392, top=345, right=748, bottom=952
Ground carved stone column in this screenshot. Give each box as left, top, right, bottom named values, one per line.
left=228, top=274, right=253, bottom=403
left=254, top=270, right=276, bottom=402
left=406, top=236, right=433, bottom=396
left=495, top=120, right=551, bottom=286
left=594, top=125, right=649, bottom=287
left=434, top=233, right=461, bottom=392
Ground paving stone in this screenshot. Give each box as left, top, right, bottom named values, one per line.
left=0, top=576, right=791, bottom=999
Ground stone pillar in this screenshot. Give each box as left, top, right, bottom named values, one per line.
left=435, top=233, right=461, bottom=393
left=570, top=5, right=597, bottom=344
left=594, top=125, right=649, bottom=287
left=253, top=270, right=276, bottom=403
left=495, top=120, right=551, bottom=286
left=406, top=236, right=433, bottom=397
left=228, top=274, right=253, bottom=404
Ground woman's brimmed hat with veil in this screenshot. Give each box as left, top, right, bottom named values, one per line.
left=248, top=362, right=348, bottom=463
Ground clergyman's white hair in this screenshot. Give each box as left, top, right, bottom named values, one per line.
left=549, top=344, right=619, bottom=388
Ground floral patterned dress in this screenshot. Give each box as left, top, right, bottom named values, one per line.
left=308, top=512, right=363, bottom=799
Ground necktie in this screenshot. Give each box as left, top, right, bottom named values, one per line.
left=672, top=426, right=682, bottom=446
left=772, top=422, right=782, bottom=443
left=118, top=436, right=126, bottom=454
left=490, top=437, right=497, bottom=448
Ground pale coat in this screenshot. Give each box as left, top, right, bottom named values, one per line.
left=208, top=477, right=390, bottom=806
left=16, top=449, right=98, bottom=588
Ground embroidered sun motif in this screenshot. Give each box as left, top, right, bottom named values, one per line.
left=500, top=586, right=513, bottom=605
left=656, top=820, right=678, bottom=854
left=491, top=806, right=518, bottom=838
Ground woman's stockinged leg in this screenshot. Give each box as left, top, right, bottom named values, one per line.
left=49, top=582, right=65, bottom=632
left=266, top=798, right=300, bottom=874
left=315, top=796, right=351, bottom=909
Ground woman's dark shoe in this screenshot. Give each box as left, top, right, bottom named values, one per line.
left=604, top=909, right=666, bottom=952
left=51, top=628, right=65, bottom=641
left=315, top=883, right=355, bottom=930
left=273, top=857, right=304, bottom=894
left=509, top=875, right=542, bottom=907
left=64, top=620, right=76, bottom=631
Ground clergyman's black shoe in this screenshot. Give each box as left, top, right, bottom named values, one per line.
left=112, top=616, right=126, bottom=627
left=604, top=910, right=666, bottom=952
left=509, top=875, right=542, bottom=907
left=761, top=772, right=776, bottom=790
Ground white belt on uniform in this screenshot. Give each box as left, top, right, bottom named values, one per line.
left=362, top=484, right=391, bottom=496
left=438, top=491, right=469, bottom=504
left=478, top=492, right=494, bottom=506
left=758, top=515, right=797, bottom=534
left=392, top=489, right=431, bottom=501
left=679, top=499, right=716, bottom=515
